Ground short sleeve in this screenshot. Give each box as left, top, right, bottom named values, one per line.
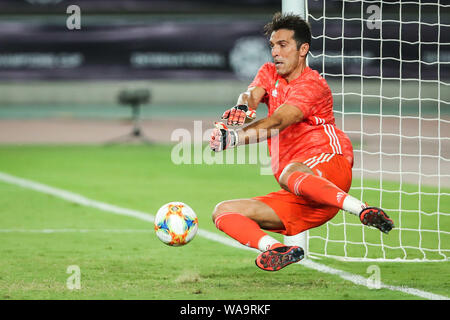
left=248, top=62, right=275, bottom=92
left=284, top=80, right=325, bottom=119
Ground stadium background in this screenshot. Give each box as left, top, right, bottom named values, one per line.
left=0, top=0, right=448, bottom=186
left=0, top=0, right=449, bottom=301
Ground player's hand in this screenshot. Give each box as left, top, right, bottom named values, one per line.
left=221, top=104, right=256, bottom=126
left=210, top=122, right=239, bottom=152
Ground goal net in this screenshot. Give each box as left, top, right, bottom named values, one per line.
left=293, top=0, right=449, bottom=262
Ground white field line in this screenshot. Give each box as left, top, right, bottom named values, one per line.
left=0, top=171, right=448, bottom=300
left=0, top=228, right=152, bottom=233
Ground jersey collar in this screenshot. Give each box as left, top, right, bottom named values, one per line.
left=276, top=66, right=312, bottom=86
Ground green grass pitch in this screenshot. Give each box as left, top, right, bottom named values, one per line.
left=0, top=144, right=448, bottom=299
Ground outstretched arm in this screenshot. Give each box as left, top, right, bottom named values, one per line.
left=210, top=103, right=304, bottom=152
left=222, top=86, right=266, bottom=126
left=237, top=86, right=266, bottom=110
left=237, top=103, right=304, bottom=145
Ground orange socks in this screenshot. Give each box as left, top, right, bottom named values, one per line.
left=213, top=172, right=360, bottom=254
left=214, top=212, right=282, bottom=252
left=287, top=171, right=347, bottom=208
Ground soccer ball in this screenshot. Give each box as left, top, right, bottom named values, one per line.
left=154, top=202, right=198, bottom=246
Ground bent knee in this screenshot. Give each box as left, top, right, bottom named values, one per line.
left=211, top=199, right=256, bottom=224
left=211, top=200, right=235, bottom=223
left=279, top=162, right=313, bottom=191
left=278, top=163, right=298, bottom=190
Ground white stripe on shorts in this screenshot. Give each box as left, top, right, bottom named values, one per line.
left=303, top=153, right=336, bottom=169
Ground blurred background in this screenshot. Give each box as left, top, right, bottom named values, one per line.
left=0, top=0, right=448, bottom=154
left=0, top=0, right=281, bottom=144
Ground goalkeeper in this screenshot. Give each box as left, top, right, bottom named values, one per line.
left=209, top=12, right=394, bottom=272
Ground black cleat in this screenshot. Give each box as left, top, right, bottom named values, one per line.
left=359, top=207, right=395, bottom=234
left=255, top=246, right=304, bottom=271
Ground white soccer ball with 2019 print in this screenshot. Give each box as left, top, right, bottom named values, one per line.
left=154, top=202, right=198, bottom=246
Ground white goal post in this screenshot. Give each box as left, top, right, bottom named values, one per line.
left=283, top=0, right=450, bottom=262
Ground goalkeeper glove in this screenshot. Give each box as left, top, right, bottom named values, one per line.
left=221, top=104, right=256, bottom=126
left=210, top=122, right=239, bottom=152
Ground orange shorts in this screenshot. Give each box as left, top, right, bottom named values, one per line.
left=253, top=153, right=352, bottom=236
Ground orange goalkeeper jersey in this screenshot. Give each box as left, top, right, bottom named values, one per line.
left=249, top=62, right=354, bottom=181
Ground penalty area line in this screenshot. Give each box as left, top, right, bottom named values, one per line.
left=0, top=171, right=447, bottom=300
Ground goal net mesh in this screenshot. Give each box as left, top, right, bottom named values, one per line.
left=305, top=0, right=449, bottom=261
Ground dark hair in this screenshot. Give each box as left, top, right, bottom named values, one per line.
left=264, top=12, right=311, bottom=50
